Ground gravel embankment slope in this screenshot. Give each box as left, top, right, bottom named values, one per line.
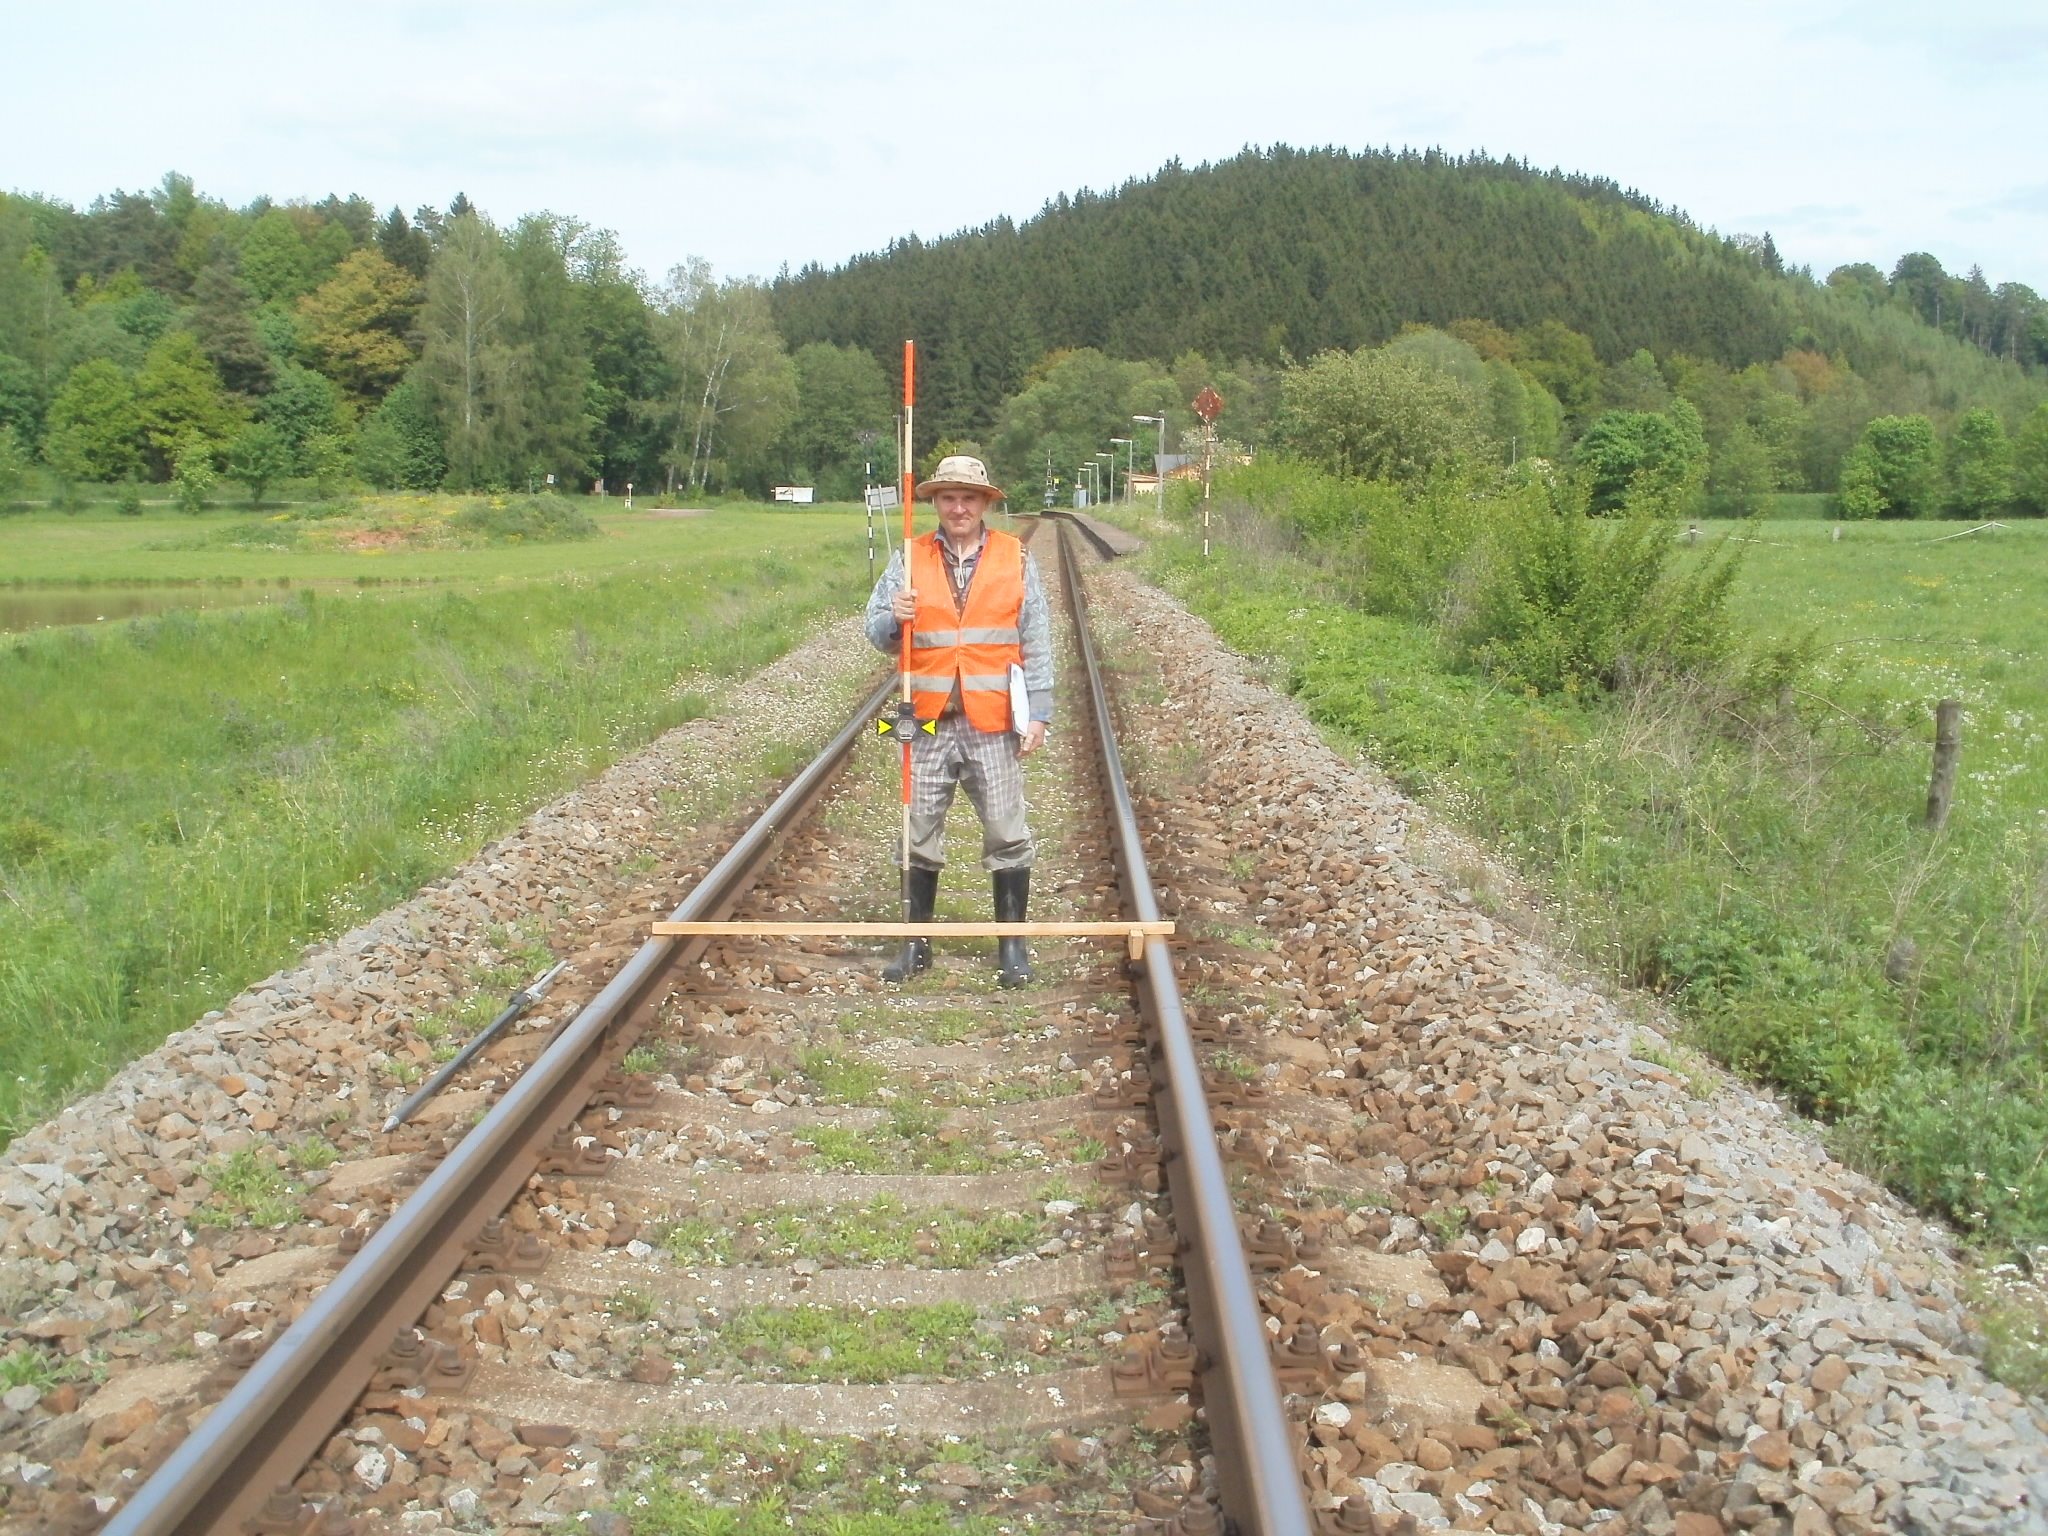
left=0, top=618, right=880, bottom=1531
left=1094, top=560, right=2047, bottom=1535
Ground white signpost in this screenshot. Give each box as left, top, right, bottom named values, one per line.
left=864, top=481, right=902, bottom=581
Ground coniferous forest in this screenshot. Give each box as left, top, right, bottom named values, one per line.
left=2, top=146, right=2045, bottom=515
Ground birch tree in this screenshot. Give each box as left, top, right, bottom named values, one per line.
left=650, top=261, right=793, bottom=494
left=418, top=212, right=522, bottom=489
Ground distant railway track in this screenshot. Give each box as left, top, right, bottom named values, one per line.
left=102, top=516, right=1318, bottom=1536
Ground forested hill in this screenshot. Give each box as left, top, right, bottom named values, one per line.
left=3, top=154, right=2040, bottom=507
left=771, top=145, right=2045, bottom=443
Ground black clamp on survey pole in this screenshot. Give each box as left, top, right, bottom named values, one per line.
left=876, top=701, right=936, bottom=740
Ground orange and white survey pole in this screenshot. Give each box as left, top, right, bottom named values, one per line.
left=899, top=340, right=916, bottom=885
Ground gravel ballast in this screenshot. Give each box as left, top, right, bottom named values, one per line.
left=4, top=545, right=2045, bottom=1535
left=1092, top=557, right=2048, bottom=1535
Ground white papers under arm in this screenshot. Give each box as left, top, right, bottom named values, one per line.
left=1009, top=663, right=1030, bottom=737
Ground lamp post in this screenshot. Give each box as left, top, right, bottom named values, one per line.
left=1076, top=464, right=1095, bottom=509
left=1095, top=451, right=1114, bottom=508
left=1109, top=437, right=1132, bottom=505
left=1132, top=414, right=1166, bottom=519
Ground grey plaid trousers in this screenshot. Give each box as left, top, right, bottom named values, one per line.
left=902, top=713, right=1034, bottom=872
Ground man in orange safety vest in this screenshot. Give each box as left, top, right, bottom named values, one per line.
left=865, top=455, right=1053, bottom=987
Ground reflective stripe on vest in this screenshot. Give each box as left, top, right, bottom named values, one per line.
left=909, top=626, right=1022, bottom=648
left=906, top=529, right=1025, bottom=732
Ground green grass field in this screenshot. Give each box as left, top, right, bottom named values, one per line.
left=1752, top=492, right=1835, bottom=520
left=1146, top=511, right=2048, bottom=1255
left=2, top=493, right=800, bottom=584
left=1698, top=517, right=2046, bottom=820
left=0, top=497, right=880, bottom=1143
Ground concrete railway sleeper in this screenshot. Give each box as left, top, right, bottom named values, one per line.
left=91, top=520, right=1336, bottom=1536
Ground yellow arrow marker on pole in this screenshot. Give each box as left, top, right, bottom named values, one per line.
left=877, top=717, right=939, bottom=738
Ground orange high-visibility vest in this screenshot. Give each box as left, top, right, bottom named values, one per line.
left=906, top=528, right=1024, bottom=732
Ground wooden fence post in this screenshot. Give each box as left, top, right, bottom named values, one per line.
left=1925, top=699, right=1961, bottom=829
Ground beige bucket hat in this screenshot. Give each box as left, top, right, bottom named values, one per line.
left=914, top=454, right=1006, bottom=502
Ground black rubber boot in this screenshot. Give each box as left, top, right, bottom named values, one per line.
left=994, top=867, right=1035, bottom=989
left=882, top=866, right=938, bottom=983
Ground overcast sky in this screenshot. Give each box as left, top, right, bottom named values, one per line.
left=7, top=0, right=2045, bottom=295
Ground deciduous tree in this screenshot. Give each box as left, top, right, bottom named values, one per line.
left=1599, top=349, right=1671, bottom=414
left=1447, top=317, right=1515, bottom=361
left=1274, top=345, right=1489, bottom=482
left=135, top=330, right=244, bottom=472
left=355, top=378, right=446, bottom=490
left=238, top=209, right=314, bottom=304
left=1512, top=321, right=1602, bottom=420
left=296, top=248, right=419, bottom=408
left=574, top=229, right=664, bottom=491
left=261, top=363, right=346, bottom=467
left=226, top=420, right=294, bottom=503
left=2012, top=403, right=2048, bottom=516
left=304, top=431, right=349, bottom=496
left=1482, top=360, right=1561, bottom=463
left=1889, top=253, right=1949, bottom=328
left=1943, top=408, right=2011, bottom=517
left=780, top=341, right=890, bottom=498
left=172, top=437, right=215, bottom=513
left=1799, top=373, right=1875, bottom=491
left=1574, top=403, right=1707, bottom=513
left=43, top=358, right=143, bottom=482
left=0, top=353, right=41, bottom=446
left=0, top=425, right=26, bottom=502
left=651, top=261, right=793, bottom=494
left=1826, top=263, right=1888, bottom=305
left=1385, top=327, right=1488, bottom=397
left=0, top=219, right=76, bottom=396
left=1836, top=415, right=1939, bottom=518
left=1706, top=424, right=1776, bottom=515
left=987, top=348, right=1152, bottom=495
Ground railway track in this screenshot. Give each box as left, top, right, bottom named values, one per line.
left=19, top=512, right=2040, bottom=1536
left=94, top=518, right=1347, bottom=1536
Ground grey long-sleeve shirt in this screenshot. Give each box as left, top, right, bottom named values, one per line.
left=864, top=532, right=1054, bottom=724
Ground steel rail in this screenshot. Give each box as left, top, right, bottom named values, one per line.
left=104, top=673, right=896, bottom=1536
left=109, top=522, right=1308, bottom=1535
left=1055, top=519, right=1313, bottom=1534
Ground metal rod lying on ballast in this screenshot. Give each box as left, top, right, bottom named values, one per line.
left=381, top=960, right=568, bottom=1132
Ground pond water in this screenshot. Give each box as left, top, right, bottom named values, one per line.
left=2, top=581, right=325, bottom=633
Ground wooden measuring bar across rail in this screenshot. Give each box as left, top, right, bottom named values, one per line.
left=651, top=920, right=1174, bottom=961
